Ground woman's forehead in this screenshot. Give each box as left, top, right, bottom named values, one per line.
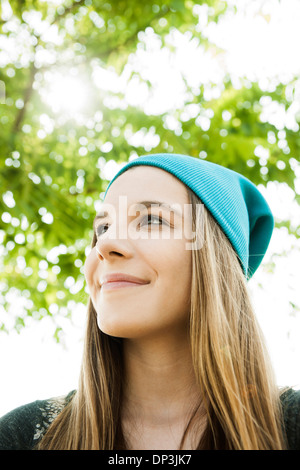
left=104, top=165, right=189, bottom=204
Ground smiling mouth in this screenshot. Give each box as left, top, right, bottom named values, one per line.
left=101, top=281, right=150, bottom=290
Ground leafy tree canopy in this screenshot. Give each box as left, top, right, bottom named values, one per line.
left=0, top=0, right=299, bottom=338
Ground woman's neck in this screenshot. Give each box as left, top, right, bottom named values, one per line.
left=121, top=333, right=205, bottom=449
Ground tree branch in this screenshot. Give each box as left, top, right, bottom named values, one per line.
left=51, top=0, right=86, bottom=24
left=12, top=63, right=36, bottom=135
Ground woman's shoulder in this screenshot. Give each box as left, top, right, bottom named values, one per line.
left=0, top=390, right=75, bottom=450
left=280, top=387, right=300, bottom=450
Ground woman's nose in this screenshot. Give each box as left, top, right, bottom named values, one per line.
left=95, top=244, right=104, bottom=260
left=95, top=228, right=132, bottom=261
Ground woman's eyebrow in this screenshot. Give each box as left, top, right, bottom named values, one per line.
left=93, top=200, right=183, bottom=226
left=131, top=200, right=183, bottom=216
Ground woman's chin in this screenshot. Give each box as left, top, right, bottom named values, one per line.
left=97, top=315, right=141, bottom=339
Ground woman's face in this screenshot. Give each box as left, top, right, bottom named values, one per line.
left=84, top=166, right=193, bottom=340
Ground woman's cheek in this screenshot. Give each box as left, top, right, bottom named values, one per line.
left=84, top=249, right=99, bottom=287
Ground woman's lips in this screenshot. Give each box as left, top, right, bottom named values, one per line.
left=100, top=272, right=150, bottom=290
left=101, top=281, right=149, bottom=290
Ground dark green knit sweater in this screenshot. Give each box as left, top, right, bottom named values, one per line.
left=0, top=388, right=299, bottom=450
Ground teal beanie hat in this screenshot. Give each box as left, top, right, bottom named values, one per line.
left=104, top=153, right=274, bottom=280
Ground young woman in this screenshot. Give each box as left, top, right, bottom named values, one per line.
left=0, top=153, right=299, bottom=450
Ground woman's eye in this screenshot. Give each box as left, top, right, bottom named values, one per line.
left=94, top=214, right=165, bottom=237
left=141, top=214, right=164, bottom=227
left=95, top=223, right=109, bottom=237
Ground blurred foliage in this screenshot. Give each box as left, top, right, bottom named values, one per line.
left=0, top=0, right=299, bottom=335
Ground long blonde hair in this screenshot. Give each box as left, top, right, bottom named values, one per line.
left=37, top=187, right=286, bottom=449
